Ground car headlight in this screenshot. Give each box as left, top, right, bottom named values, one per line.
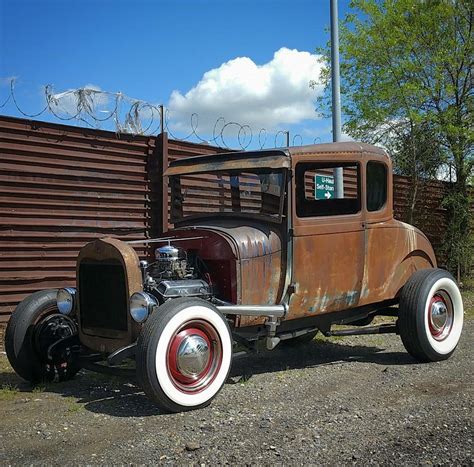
left=57, top=287, right=77, bottom=315
left=130, top=292, right=157, bottom=323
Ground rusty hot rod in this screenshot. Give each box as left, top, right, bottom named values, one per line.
left=5, top=142, right=464, bottom=412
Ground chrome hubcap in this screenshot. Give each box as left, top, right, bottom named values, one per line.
left=167, top=320, right=222, bottom=394
left=429, top=292, right=453, bottom=341
left=176, top=335, right=210, bottom=377
left=431, top=300, right=448, bottom=330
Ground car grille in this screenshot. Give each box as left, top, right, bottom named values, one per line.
left=79, top=260, right=128, bottom=333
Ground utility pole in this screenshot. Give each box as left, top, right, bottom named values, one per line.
left=330, top=0, right=344, bottom=198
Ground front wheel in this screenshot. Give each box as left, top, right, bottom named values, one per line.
left=5, top=289, right=80, bottom=383
left=398, top=269, right=464, bottom=362
left=136, top=298, right=233, bottom=413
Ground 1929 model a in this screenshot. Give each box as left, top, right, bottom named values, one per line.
left=5, top=142, right=464, bottom=412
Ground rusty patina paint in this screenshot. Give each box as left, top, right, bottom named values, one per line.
left=359, top=220, right=436, bottom=305
left=76, top=237, right=143, bottom=353
left=74, top=141, right=438, bottom=337
left=167, top=222, right=284, bottom=327
left=226, top=224, right=283, bottom=327
left=286, top=143, right=436, bottom=320
left=160, top=142, right=438, bottom=326
left=165, top=150, right=290, bottom=176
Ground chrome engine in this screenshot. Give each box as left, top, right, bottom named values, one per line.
left=152, top=244, right=193, bottom=280
left=141, top=243, right=211, bottom=303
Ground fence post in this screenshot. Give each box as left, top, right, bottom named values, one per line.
left=159, top=105, right=164, bottom=134
left=148, top=131, right=169, bottom=238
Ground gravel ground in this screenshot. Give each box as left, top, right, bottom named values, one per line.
left=0, top=305, right=472, bottom=465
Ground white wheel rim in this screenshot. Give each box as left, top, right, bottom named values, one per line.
left=155, top=305, right=232, bottom=407
left=423, top=277, right=463, bottom=355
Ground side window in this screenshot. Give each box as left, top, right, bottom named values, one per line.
left=366, top=161, right=387, bottom=212
left=296, top=162, right=361, bottom=217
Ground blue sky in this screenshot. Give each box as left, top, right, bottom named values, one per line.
left=0, top=0, right=353, bottom=149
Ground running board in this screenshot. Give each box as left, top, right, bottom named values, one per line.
left=323, top=323, right=398, bottom=337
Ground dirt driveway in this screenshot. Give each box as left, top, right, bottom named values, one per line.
left=0, top=306, right=472, bottom=465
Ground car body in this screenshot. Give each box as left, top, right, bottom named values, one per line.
left=5, top=142, right=463, bottom=412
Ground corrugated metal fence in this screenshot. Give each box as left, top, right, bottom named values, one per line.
left=0, top=115, right=455, bottom=322
left=0, top=116, right=230, bottom=321
left=392, top=175, right=451, bottom=266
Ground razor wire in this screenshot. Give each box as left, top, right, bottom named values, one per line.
left=0, top=77, right=312, bottom=150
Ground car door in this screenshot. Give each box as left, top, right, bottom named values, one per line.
left=288, top=158, right=366, bottom=319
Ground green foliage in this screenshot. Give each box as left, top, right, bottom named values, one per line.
left=66, top=397, right=84, bottom=414
left=315, top=0, right=473, bottom=277
left=0, top=384, right=19, bottom=401
left=442, top=187, right=473, bottom=277
left=392, top=122, right=445, bottom=179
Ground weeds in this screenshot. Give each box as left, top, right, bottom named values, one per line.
left=65, top=396, right=84, bottom=414
left=462, top=290, right=474, bottom=319
left=32, top=385, right=46, bottom=394
left=0, top=384, right=19, bottom=401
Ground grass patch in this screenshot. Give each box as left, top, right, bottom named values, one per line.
left=239, top=374, right=253, bottom=385
left=67, top=403, right=84, bottom=414
left=65, top=396, right=84, bottom=414
left=32, top=385, right=46, bottom=394
left=462, top=289, right=474, bottom=319
left=0, top=355, right=14, bottom=373
left=0, top=384, right=19, bottom=401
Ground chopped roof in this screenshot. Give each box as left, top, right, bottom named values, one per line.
left=165, top=142, right=389, bottom=176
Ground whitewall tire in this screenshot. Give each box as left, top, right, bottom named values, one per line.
left=136, top=298, right=233, bottom=412
left=399, top=269, right=464, bottom=362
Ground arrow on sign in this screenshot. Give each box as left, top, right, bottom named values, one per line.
left=325, top=191, right=332, bottom=199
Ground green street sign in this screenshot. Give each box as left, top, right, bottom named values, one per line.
left=315, top=174, right=335, bottom=200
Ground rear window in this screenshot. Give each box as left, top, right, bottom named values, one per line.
left=366, top=161, right=387, bottom=212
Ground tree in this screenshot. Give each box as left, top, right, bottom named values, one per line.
left=314, top=0, right=473, bottom=277
left=392, top=121, right=445, bottom=224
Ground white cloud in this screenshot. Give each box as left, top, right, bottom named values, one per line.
left=167, top=47, right=324, bottom=134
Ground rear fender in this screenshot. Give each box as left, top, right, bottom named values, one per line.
left=389, top=249, right=436, bottom=299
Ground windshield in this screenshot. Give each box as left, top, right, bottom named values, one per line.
left=170, top=168, right=286, bottom=223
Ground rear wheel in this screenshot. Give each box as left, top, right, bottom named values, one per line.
left=5, top=290, right=80, bottom=383
left=136, top=298, right=233, bottom=413
left=398, top=269, right=463, bottom=362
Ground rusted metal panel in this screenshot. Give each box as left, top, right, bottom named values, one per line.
left=162, top=139, right=235, bottom=230
left=392, top=175, right=451, bottom=267
left=166, top=152, right=290, bottom=175
left=289, top=141, right=387, bottom=157
left=0, top=116, right=153, bottom=322
left=77, top=237, right=143, bottom=353
left=0, top=114, right=467, bottom=324
left=239, top=251, right=283, bottom=327
left=360, top=220, right=436, bottom=305
left=287, top=145, right=400, bottom=320
left=0, top=118, right=236, bottom=322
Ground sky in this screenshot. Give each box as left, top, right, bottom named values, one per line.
left=0, top=0, right=353, bottom=149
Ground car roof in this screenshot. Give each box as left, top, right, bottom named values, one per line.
left=165, top=142, right=388, bottom=176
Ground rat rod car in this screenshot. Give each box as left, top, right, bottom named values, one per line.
left=5, top=142, right=464, bottom=412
